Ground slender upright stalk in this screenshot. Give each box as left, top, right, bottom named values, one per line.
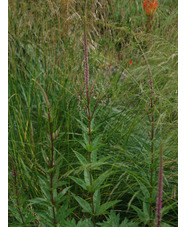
left=156, top=143, right=163, bottom=227
left=88, top=113, right=96, bottom=226
left=73, top=2, right=102, bottom=225
left=9, top=154, right=26, bottom=227
left=84, top=24, right=96, bottom=226
left=48, top=109, right=57, bottom=225
left=148, top=69, right=154, bottom=227
left=32, top=79, right=57, bottom=225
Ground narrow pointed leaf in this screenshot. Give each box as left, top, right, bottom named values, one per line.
left=93, top=189, right=101, bottom=213
left=57, top=186, right=71, bottom=203
left=96, top=200, right=121, bottom=215
left=73, top=150, right=88, bottom=165
left=29, top=198, right=49, bottom=206
left=92, top=135, right=102, bottom=150
left=93, top=171, right=112, bottom=190
left=131, top=205, right=146, bottom=222
left=84, top=169, right=90, bottom=187
left=76, top=118, right=88, bottom=132
left=72, top=193, right=92, bottom=213
left=76, top=139, right=87, bottom=150
left=69, top=176, right=87, bottom=190
left=91, top=149, right=97, bottom=163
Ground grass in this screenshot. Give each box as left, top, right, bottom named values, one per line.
left=8, top=0, right=177, bottom=226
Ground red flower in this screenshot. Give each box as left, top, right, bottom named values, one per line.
left=129, top=60, right=133, bottom=65
left=143, top=0, right=158, bottom=16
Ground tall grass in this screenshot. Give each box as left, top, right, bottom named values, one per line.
left=9, top=0, right=177, bottom=226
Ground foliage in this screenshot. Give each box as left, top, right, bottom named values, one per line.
left=8, top=0, right=177, bottom=226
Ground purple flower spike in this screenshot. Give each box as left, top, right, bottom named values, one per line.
left=156, top=143, right=164, bottom=227
left=84, top=32, right=89, bottom=94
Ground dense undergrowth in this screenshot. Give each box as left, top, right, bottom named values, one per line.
left=8, top=0, right=177, bottom=226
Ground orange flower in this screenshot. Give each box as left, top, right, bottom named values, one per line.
left=143, top=0, right=158, bottom=16
left=129, top=60, right=133, bottom=65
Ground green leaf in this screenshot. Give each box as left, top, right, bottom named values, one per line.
left=56, top=200, right=76, bottom=222
left=73, top=150, right=88, bottom=165
left=136, top=180, right=150, bottom=200
left=57, top=186, right=71, bottom=203
left=55, top=154, right=63, bottom=166
left=93, top=122, right=103, bottom=133
left=91, top=149, right=97, bottom=163
left=41, top=149, right=49, bottom=165
left=98, top=156, right=111, bottom=164
left=53, top=165, right=60, bottom=185
left=8, top=206, right=22, bottom=223
left=69, top=176, right=87, bottom=190
left=86, top=144, right=93, bottom=152
left=20, top=158, right=31, bottom=180
left=53, top=188, right=58, bottom=202
left=120, top=218, right=138, bottom=227
left=48, top=166, right=56, bottom=173
left=24, top=214, right=36, bottom=224
left=39, top=176, right=49, bottom=187
left=90, top=118, right=95, bottom=131
left=38, top=177, right=51, bottom=200
left=100, top=184, right=113, bottom=189
left=161, top=223, right=172, bottom=227
left=34, top=211, right=53, bottom=225
left=96, top=200, right=121, bottom=215
left=72, top=193, right=92, bottom=213
left=76, top=218, right=94, bottom=227
left=93, top=189, right=101, bottom=213
left=83, top=133, right=90, bottom=145
left=39, top=182, right=51, bottom=201
left=92, top=135, right=102, bottom=150
left=41, top=185, right=51, bottom=201
left=56, top=200, right=68, bottom=220
left=161, top=201, right=178, bottom=217
left=93, top=171, right=112, bottom=191
left=76, top=139, right=87, bottom=150
left=76, top=118, right=88, bottom=132
left=131, top=205, right=146, bottom=223
left=143, top=202, right=149, bottom=221
left=29, top=198, right=49, bottom=206
left=52, top=181, right=69, bottom=190
left=53, top=127, right=60, bottom=140
left=84, top=169, right=90, bottom=187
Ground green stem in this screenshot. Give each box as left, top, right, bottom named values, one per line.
left=148, top=70, right=154, bottom=227
left=48, top=107, right=57, bottom=225
left=88, top=106, right=96, bottom=226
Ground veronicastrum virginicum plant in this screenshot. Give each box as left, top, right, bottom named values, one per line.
left=29, top=80, right=75, bottom=227
left=70, top=1, right=120, bottom=226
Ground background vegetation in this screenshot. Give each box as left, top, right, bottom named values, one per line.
left=8, top=0, right=178, bottom=226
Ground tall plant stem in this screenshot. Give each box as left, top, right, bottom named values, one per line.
left=83, top=2, right=96, bottom=225
left=32, top=79, right=57, bottom=225
left=87, top=103, right=96, bottom=226
left=133, top=35, right=156, bottom=227
left=156, top=142, right=163, bottom=227
left=148, top=69, right=154, bottom=227
left=48, top=108, right=57, bottom=225
left=9, top=154, right=26, bottom=227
